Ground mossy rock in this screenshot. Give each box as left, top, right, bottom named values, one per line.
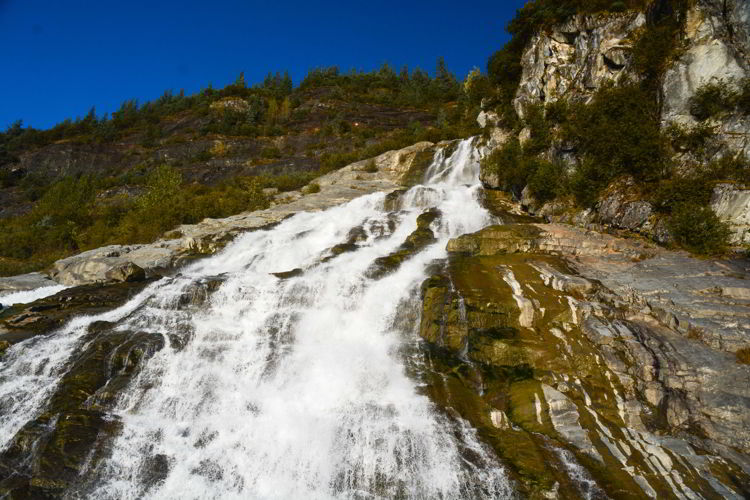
left=383, top=189, right=407, bottom=212
left=0, top=279, right=155, bottom=346
left=321, top=225, right=369, bottom=263
left=447, top=224, right=543, bottom=256
left=479, top=189, right=540, bottom=223
left=367, top=209, right=441, bottom=279
left=469, top=337, right=529, bottom=367
left=272, top=268, right=304, bottom=279
left=29, top=410, right=117, bottom=492
left=0, top=326, right=164, bottom=495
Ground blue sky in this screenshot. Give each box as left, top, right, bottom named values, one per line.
left=0, top=0, right=525, bottom=130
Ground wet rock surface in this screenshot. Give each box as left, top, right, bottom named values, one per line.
left=0, top=325, right=165, bottom=497
left=419, top=220, right=750, bottom=498
left=0, top=273, right=223, bottom=498
left=0, top=280, right=154, bottom=346
left=366, top=208, right=441, bottom=279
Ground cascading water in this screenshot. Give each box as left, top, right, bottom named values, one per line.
left=0, top=139, right=515, bottom=499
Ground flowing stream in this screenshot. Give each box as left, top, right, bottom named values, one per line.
left=1, top=139, right=515, bottom=499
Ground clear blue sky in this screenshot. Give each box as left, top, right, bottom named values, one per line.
left=0, top=0, right=526, bottom=130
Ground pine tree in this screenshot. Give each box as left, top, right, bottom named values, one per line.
left=282, top=71, right=293, bottom=95
left=236, top=72, right=246, bottom=89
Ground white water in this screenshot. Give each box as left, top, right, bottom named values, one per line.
left=0, top=139, right=515, bottom=498
left=0, top=285, right=68, bottom=306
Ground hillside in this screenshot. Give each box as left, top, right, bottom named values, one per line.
left=0, top=64, right=483, bottom=275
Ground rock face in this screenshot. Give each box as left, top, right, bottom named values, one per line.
left=662, top=0, right=750, bottom=156
left=479, top=0, right=750, bottom=246
left=0, top=280, right=154, bottom=346
left=514, top=12, right=645, bottom=115
left=712, top=183, right=750, bottom=244
left=420, top=220, right=750, bottom=498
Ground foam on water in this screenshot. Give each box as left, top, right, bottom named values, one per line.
left=0, top=285, right=68, bottom=306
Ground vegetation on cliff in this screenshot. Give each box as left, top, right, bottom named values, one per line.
left=481, top=0, right=749, bottom=256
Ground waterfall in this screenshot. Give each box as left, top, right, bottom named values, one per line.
left=0, top=139, right=515, bottom=499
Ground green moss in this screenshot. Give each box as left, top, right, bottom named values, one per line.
left=0, top=340, right=9, bottom=357
left=367, top=209, right=441, bottom=279
left=272, top=268, right=304, bottom=279
left=447, top=224, right=542, bottom=256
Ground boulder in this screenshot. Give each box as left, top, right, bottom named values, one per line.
left=104, top=262, right=146, bottom=283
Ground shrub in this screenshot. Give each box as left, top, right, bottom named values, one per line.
left=481, top=138, right=527, bottom=196
left=666, top=122, right=717, bottom=158
left=527, top=159, right=567, bottom=203
left=261, top=146, right=282, bottom=159
left=738, top=78, right=750, bottom=114
left=668, top=203, right=731, bottom=255
left=363, top=159, right=378, bottom=173
left=706, top=155, right=750, bottom=184
left=304, top=182, right=321, bottom=194
left=569, top=159, right=612, bottom=207
left=564, top=85, right=669, bottom=191
left=651, top=175, right=714, bottom=213
left=194, top=150, right=213, bottom=162
left=689, top=80, right=736, bottom=121
left=522, top=103, right=552, bottom=156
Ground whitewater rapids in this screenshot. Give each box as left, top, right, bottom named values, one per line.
left=0, top=138, right=515, bottom=499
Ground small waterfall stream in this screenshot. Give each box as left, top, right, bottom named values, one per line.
left=0, top=139, right=515, bottom=499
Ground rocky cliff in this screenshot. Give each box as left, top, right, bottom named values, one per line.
left=418, top=215, right=750, bottom=498
left=480, top=0, right=750, bottom=247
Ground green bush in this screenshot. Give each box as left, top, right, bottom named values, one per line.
left=0, top=166, right=273, bottom=275
left=651, top=175, right=714, bottom=213
left=363, top=159, right=378, bottom=173
left=689, top=80, right=737, bottom=121
left=705, top=155, right=750, bottom=184
left=666, top=122, right=717, bottom=158
left=481, top=138, right=527, bottom=196
left=668, top=203, right=731, bottom=255
left=564, top=85, right=669, bottom=188
left=569, top=159, right=612, bottom=207
left=261, top=146, right=282, bottom=159
left=522, top=103, right=552, bottom=155
left=738, top=78, right=750, bottom=114
left=527, top=159, right=567, bottom=203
